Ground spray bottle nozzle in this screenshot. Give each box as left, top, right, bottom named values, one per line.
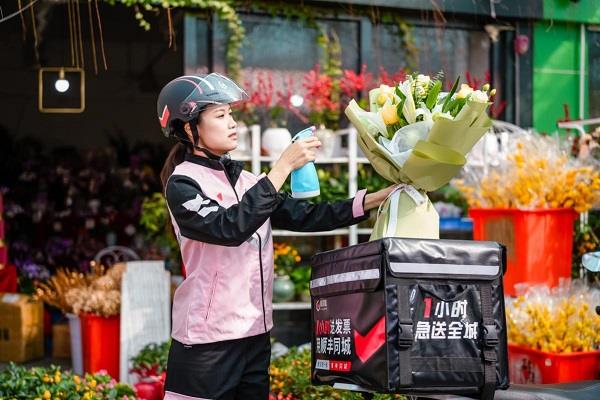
left=291, top=126, right=316, bottom=143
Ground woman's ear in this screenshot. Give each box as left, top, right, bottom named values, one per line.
left=183, top=122, right=192, bottom=136
left=183, top=123, right=194, bottom=143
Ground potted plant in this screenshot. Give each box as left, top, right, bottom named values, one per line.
left=130, top=340, right=170, bottom=400
left=273, top=243, right=301, bottom=303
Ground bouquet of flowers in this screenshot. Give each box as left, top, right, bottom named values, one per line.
left=345, top=72, right=494, bottom=239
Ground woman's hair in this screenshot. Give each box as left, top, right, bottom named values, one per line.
left=160, top=115, right=203, bottom=189
left=160, top=142, right=188, bottom=190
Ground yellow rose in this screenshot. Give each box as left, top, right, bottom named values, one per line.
left=455, top=84, right=473, bottom=99
left=380, top=103, right=399, bottom=125
left=376, top=84, right=393, bottom=106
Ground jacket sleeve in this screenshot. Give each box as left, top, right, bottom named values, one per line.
left=165, top=174, right=280, bottom=246
left=270, top=189, right=369, bottom=232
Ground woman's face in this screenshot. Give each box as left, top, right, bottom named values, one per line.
left=190, top=104, right=238, bottom=156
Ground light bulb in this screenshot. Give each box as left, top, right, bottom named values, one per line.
left=55, top=69, right=70, bottom=93
left=290, top=94, right=304, bottom=107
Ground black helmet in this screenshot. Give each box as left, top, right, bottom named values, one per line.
left=157, top=73, right=248, bottom=141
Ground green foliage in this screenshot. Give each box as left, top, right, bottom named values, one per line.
left=130, top=340, right=171, bottom=376
left=314, top=168, right=349, bottom=203
left=108, top=1, right=417, bottom=97
left=139, top=192, right=181, bottom=273
left=380, top=14, right=418, bottom=70
left=107, top=0, right=244, bottom=80
left=357, top=164, right=388, bottom=194
left=270, top=348, right=405, bottom=400
left=289, top=265, right=311, bottom=297
left=0, top=363, right=135, bottom=399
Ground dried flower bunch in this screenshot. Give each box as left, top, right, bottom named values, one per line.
left=34, top=268, right=87, bottom=314
left=35, top=262, right=126, bottom=317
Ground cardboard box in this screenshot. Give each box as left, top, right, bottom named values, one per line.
left=0, top=293, right=44, bottom=362
left=52, top=322, right=71, bottom=358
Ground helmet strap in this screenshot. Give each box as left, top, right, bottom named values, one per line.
left=189, top=119, right=201, bottom=148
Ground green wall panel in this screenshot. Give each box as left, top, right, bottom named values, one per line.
left=543, top=0, right=600, bottom=24
left=533, top=22, right=587, bottom=134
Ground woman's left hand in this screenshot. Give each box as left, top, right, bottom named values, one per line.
left=363, top=185, right=399, bottom=211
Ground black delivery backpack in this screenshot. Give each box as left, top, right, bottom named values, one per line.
left=310, top=238, right=509, bottom=399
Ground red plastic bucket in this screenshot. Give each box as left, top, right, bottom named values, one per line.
left=80, top=313, right=120, bottom=378
left=469, top=208, right=577, bottom=296
left=509, top=343, right=600, bottom=383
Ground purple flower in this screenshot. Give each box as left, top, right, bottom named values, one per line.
left=18, top=262, right=50, bottom=281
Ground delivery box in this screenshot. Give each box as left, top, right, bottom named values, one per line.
left=310, top=238, right=509, bottom=399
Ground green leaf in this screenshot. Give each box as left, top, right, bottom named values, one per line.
left=394, top=86, right=406, bottom=101
left=442, top=75, right=460, bottom=113
left=395, top=99, right=405, bottom=122
left=425, top=80, right=442, bottom=110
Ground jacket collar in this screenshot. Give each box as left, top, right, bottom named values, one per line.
left=184, top=153, right=244, bottom=184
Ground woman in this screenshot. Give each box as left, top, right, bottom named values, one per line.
left=158, top=73, right=396, bottom=400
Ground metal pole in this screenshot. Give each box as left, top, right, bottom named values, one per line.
left=251, top=124, right=261, bottom=175
left=348, top=127, right=358, bottom=246
left=580, top=23, right=586, bottom=120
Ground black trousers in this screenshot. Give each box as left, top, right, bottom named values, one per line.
left=164, top=332, right=271, bottom=400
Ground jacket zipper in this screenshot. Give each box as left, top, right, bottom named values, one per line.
left=220, top=162, right=268, bottom=333
left=205, top=272, right=218, bottom=320
left=256, top=232, right=268, bottom=332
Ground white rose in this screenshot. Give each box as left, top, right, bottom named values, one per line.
left=470, top=90, right=489, bottom=103
left=416, top=74, right=431, bottom=86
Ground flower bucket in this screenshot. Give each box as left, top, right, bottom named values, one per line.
left=134, top=376, right=165, bottom=400
left=66, top=313, right=84, bottom=375
left=80, top=313, right=120, bottom=378
left=469, top=208, right=577, bottom=296
left=508, top=343, right=600, bottom=383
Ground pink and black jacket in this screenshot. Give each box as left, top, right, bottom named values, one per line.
left=165, top=153, right=368, bottom=344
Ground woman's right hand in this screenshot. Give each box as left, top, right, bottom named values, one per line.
left=267, top=137, right=322, bottom=191
left=277, top=136, right=322, bottom=173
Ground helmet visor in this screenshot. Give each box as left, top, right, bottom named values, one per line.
left=183, top=73, right=248, bottom=107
